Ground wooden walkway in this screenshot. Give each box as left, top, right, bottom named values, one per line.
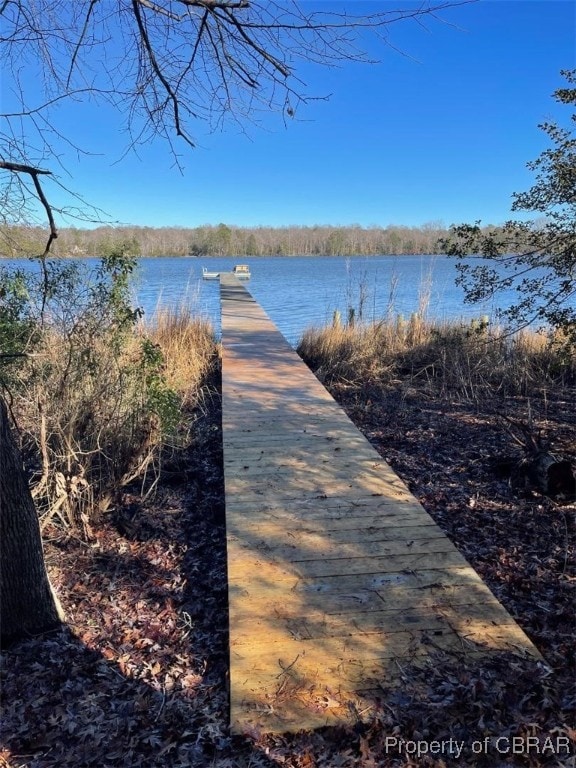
left=220, top=275, right=541, bottom=734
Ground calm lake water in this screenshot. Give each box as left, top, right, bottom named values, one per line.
left=2, top=255, right=501, bottom=346
left=132, top=255, right=501, bottom=345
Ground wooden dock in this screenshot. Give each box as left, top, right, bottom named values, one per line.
left=220, top=275, right=541, bottom=734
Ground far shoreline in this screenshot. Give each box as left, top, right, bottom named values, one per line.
left=1, top=252, right=449, bottom=259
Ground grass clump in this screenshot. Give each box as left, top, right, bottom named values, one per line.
left=142, top=304, right=218, bottom=408
left=298, top=316, right=575, bottom=401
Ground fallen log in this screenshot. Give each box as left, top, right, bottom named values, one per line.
left=516, top=453, right=576, bottom=498
left=497, top=416, right=576, bottom=500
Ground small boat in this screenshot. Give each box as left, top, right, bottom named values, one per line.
left=232, top=264, right=251, bottom=279
left=202, top=264, right=251, bottom=280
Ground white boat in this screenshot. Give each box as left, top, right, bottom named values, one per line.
left=232, top=264, right=251, bottom=279
left=202, top=264, right=251, bottom=280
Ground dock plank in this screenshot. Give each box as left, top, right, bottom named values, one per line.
left=220, top=274, right=541, bottom=735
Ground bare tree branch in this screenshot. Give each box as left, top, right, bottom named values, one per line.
left=219, top=7, right=290, bottom=79
left=0, top=161, right=57, bottom=256
left=66, top=0, right=99, bottom=89
left=0, top=0, right=477, bottom=249
left=136, top=0, right=185, bottom=22
left=180, top=0, right=249, bottom=8
left=131, top=0, right=197, bottom=147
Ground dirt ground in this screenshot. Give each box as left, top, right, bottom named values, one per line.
left=1, top=378, right=575, bottom=767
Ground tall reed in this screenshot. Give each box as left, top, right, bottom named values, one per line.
left=297, top=318, right=575, bottom=400
left=141, top=303, right=218, bottom=407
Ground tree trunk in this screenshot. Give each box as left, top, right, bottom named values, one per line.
left=0, top=396, right=63, bottom=645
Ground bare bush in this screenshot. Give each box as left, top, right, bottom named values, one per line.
left=2, top=252, right=217, bottom=535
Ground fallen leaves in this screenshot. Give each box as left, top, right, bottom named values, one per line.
left=1, top=383, right=575, bottom=767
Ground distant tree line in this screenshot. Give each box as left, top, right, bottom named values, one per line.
left=0, top=221, right=487, bottom=259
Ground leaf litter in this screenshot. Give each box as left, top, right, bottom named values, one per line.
left=1, top=379, right=575, bottom=767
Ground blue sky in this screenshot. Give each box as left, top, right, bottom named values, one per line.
left=5, top=0, right=576, bottom=229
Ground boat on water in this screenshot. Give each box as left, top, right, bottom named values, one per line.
left=232, top=264, right=251, bottom=279
left=202, top=264, right=251, bottom=280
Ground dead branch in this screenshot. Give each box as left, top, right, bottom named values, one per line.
left=0, top=160, right=58, bottom=257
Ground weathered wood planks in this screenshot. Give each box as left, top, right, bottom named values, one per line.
left=220, top=274, right=542, bottom=735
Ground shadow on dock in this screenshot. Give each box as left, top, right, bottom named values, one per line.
left=220, top=275, right=542, bottom=735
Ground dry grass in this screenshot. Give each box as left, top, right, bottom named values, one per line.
left=298, top=317, right=576, bottom=400
left=141, top=304, right=219, bottom=407
left=8, top=302, right=218, bottom=534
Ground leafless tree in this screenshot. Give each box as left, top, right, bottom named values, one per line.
left=1, top=0, right=472, bottom=253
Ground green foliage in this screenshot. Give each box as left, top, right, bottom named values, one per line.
left=0, top=268, right=37, bottom=366
left=245, top=233, right=259, bottom=256
left=326, top=230, right=347, bottom=256
left=94, top=247, right=143, bottom=339
left=1, top=247, right=183, bottom=532
left=441, top=70, right=576, bottom=345
left=139, top=338, right=181, bottom=435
